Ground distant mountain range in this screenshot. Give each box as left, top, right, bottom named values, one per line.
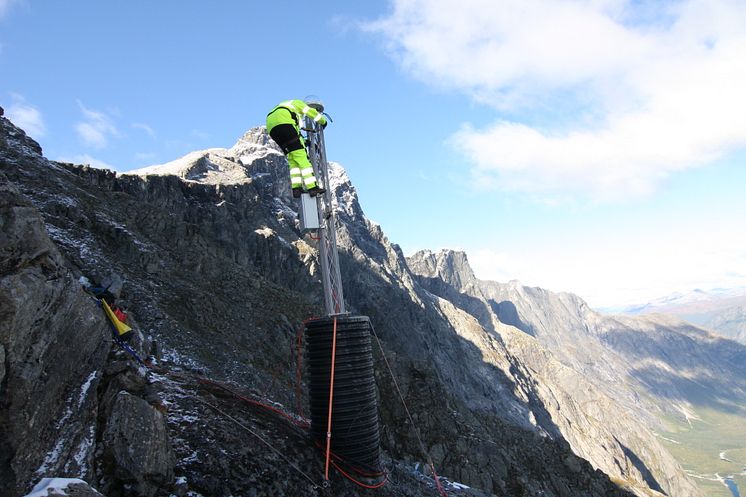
left=606, top=287, right=746, bottom=344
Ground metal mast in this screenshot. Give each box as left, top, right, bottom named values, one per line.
left=304, top=107, right=346, bottom=316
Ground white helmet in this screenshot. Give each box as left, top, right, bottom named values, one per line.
left=304, top=95, right=324, bottom=112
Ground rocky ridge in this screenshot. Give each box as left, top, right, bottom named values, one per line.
left=408, top=249, right=746, bottom=495
left=0, top=109, right=702, bottom=497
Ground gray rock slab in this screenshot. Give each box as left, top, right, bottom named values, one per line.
left=102, top=391, right=174, bottom=497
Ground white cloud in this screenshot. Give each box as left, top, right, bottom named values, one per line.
left=75, top=101, right=119, bottom=149
left=366, top=0, right=652, bottom=104
left=57, top=154, right=119, bottom=172
left=132, top=122, right=156, bottom=138
left=6, top=93, right=46, bottom=137
left=468, top=222, right=746, bottom=308
left=366, top=0, right=746, bottom=200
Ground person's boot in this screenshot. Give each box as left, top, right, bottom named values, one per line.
left=308, top=186, right=326, bottom=197
left=292, top=188, right=303, bottom=198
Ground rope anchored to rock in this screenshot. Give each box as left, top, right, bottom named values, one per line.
left=194, top=397, right=323, bottom=492
left=370, top=325, right=450, bottom=497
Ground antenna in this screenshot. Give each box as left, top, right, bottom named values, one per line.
left=300, top=114, right=346, bottom=316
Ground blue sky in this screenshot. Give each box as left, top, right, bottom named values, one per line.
left=2, top=0, right=745, bottom=307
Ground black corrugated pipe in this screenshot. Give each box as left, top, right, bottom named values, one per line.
left=305, top=315, right=383, bottom=481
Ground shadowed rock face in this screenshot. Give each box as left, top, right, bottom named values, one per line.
left=409, top=249, right=746, bottom=497
left=0, top=111, right=689, bottom=497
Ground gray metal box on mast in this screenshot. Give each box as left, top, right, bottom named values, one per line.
left=299, top=193, right=320, bottom=231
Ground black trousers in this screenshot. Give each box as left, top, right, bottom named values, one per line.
left=267, top=109, right=303, bottom=154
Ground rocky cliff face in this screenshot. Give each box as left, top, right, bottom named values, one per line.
left=0, top=109, right=701, bottom=497
left=1, top=121, right=111, bottom=495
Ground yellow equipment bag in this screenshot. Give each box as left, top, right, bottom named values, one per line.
left=102, top=300, right=132, bottom=338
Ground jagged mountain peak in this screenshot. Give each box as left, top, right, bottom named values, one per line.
left=125, top=128, right=358, bottom=209
left=125, top=127, right=279, bottom=186
left=328, top=160, right=351, bottom=187
left=328, top=161, right=365, bottom=222
left=123, top=126, right=285, bottom=186
left=230, top=126, right=283, bottom=162
left=0, top=108, right=43, bottom=159
left=126, top=147, right=252, bottom=185
left=407, top=248, right=477, bottom=290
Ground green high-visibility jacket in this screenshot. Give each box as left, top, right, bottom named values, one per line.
left=267, top=99, right=327, bottom=131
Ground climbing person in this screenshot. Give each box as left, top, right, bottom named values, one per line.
left=266, top=99, right=328, bottom=198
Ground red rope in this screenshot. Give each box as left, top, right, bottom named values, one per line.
left=302, top=317, right=387, bottom=488
left=430, top=462, right=449, bottom=497
left=140, top=317, right=426, bottom=493
left=324, top=316, right=338, bottom=481
left=200, top=370, right=390, bottom=490
left=330, top=459, right=387, bottom=489
left=313, top=440, right=385, bottom=478
left=370, top=326, right=449, bottom=496
left=197, top=377, right=309, bottom=428
left=332, top=289, right=341, bottom=314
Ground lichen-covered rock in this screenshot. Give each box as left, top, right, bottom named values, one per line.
left=101, top=391, right=174, bottom=497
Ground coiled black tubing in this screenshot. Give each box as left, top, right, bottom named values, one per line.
left=305, top=315, right=382, bottom=477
